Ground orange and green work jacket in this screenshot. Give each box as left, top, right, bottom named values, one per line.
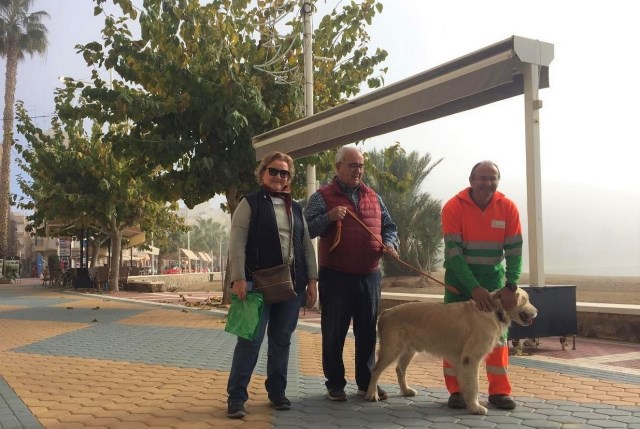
left=442, top=188, right=523, bottom=303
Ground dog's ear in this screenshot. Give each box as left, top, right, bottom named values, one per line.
left=491, top=290, right=507, bottom=307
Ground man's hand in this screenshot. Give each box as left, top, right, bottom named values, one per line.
left=383, top=245, right=399, bottom=259
left=497, top=287, right=517, bottom=311
left=471, top=287, right=496, bottom=312
left=328, top=206, right=348, bottom=222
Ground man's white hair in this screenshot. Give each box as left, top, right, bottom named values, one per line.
left=335, top=145, right=362, bottom=165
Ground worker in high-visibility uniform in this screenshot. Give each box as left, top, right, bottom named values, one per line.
left=441, top=160, right=522, bottom=410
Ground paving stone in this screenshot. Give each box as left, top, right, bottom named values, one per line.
left=2, top=282, right=640, bottom=428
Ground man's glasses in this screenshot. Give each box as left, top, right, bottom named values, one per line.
left=267, top=167, right=291, bottom=179
left=342, top=162, right=365, bottom=171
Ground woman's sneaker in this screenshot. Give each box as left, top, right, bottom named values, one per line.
left=269, top=395, right=291, bottom=410
left=227, top=403, right=246, bottom=419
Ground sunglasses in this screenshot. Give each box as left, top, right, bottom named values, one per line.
left=267, top=167, right=291, bottom=179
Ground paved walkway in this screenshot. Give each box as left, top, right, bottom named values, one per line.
left=1, top=280, right=639, bottom=428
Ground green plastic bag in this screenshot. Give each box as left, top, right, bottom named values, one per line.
left=225, top=293, right=264, bottom=340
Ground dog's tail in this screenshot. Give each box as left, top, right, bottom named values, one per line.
left=377, top=308, right=391, bottom=335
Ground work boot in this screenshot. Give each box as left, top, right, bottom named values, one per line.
left=488, top=394, right=516, bottom=410
left=447, top=392, right=466, bottom=409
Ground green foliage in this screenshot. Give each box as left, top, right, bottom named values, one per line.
left=365, top=144, right=444, bottom=276
left=66, top=0, right=387, bottom=211
left=15, top=100, right=181, bottom=238
left=47, top=254, right=59, bottom=273
left=190, top=218, right=226, bottom=255
left=14, top=98, right=184, bottom=290
left=3, top=263, right=17, bottom=280
left=0, top=0, right=49, bottom=255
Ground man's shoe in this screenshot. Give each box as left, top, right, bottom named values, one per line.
left=327, top=388, right=347, bottom=402
left=227, top=403, right=246, bottom=419
left=488, top=394, right=516, bottom=410
left=269, top=395, right=291, bottom=410
left=447, top=392, right=467, bottom=409
left=357, top=386, right=388, bottom=400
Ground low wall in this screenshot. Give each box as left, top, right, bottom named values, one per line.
left=380, top=292, right=640, bottom=343
left=126, top=272, right=223, bottom=291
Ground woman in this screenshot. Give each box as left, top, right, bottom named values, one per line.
left=226, top=151, right=318, bottom=419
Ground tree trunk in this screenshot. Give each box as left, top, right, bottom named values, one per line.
left=90, top=240, right=99, bottom=267
left=109, top=225, right=123, bottom=292
left=221, top=188, right=240, bottom=306
left=0, top=45, right=19, bottom=257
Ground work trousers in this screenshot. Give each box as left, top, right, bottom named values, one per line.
left=443, top=341, right=511, bottom=395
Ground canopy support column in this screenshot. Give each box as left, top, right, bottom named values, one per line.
left=523, top=63, right=545, bottom=287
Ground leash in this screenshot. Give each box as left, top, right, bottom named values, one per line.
left=330, top=209, right=459, bottom=295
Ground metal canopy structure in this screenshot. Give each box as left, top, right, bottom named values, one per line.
left=252, top=35, right=554, bottom=287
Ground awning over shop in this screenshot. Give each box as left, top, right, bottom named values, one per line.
left=198, top=252, right=213, bottom=262
left=180, top=248, right=200, bottom=260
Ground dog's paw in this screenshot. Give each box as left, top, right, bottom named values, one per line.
left=364, top=391, right=379, bottom=402
left=560, top=336, right=568, bottom=350
left=401, top=387, right=417, bottom=397
left=469, top=404, right=488, bottom=415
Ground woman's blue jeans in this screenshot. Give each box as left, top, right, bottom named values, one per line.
left=227, top=291, right=305, bottom=404
left=319, top=267, right=381, bottom=392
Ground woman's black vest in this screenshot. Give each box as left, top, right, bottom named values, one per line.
left=244, top=190, right=308, bottom=292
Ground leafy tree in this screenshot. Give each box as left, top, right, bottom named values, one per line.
left=68, top=0, right=387, bottom=212
left=58, top=0, right=387, bottom=302
left=14, top=100, right=184, bottom=291
left=365, top=144, right=444, bottom=278
left=0, top=0, right=48, bottom=256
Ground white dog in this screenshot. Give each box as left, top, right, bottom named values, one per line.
left=366, top=288, right=537, bottom=415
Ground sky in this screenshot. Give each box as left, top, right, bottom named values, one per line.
left=4, top=0, right=639, bottom=276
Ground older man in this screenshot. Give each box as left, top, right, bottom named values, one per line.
left=305, top=145, right=399, bottom=402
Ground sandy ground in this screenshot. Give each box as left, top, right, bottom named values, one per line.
left=382, top=272, right=640, bottom=305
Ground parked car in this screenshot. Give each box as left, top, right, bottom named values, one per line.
left=165, top=266, right=181, bottom=274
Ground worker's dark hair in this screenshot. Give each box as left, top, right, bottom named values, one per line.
left=469, top=161, right=501, bottom=180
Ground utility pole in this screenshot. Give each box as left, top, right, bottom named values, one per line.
left=302, top=2, right=316, bottom=200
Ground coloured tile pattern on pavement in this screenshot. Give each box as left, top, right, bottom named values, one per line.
left=0, top=280, right=638, bottom=428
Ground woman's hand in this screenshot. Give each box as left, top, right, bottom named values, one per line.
left=306, top=279, right=318, bottom=309
left=232, top=279, right=248, bottom=300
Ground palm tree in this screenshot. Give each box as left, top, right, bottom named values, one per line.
left=191, top=218, right=226, bottom=269
left=0, top=0, right=48, bottom=256
left=365, top=145, right=444, bottom=277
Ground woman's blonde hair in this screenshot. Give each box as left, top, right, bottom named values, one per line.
left=255, top=151, right=295, bottom=183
